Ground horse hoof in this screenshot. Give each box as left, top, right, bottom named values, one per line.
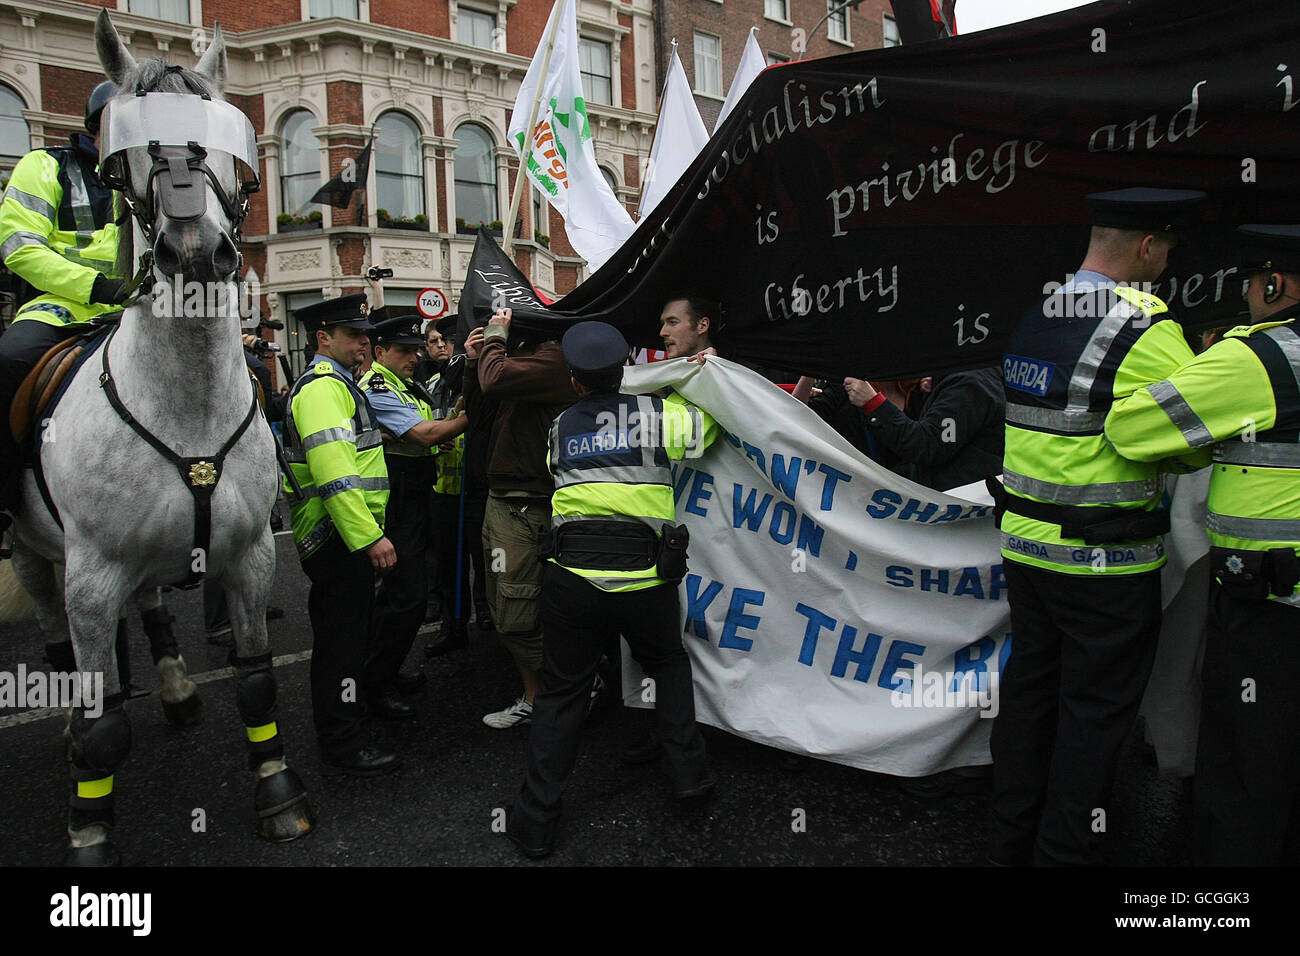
left=162, top=691, right=204, bottom=728
left=254, top=767, right=315, bottom=843
left=65, top=840, right=121, bottom=867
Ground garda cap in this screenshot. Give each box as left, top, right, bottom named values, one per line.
left=1086, top=187, right=1206, bottom=234
left=1235, top=224, right=1300, bottom=275
left=562, top=321, right=628, bottom=388
left=372, top=314, right=425, bottom=346
left=434, top=313, right=459, bottom=340
left=294, top=293, right=374, bottom=333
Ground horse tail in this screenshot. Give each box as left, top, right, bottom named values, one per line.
left=0, top=560, right=37, bottom=622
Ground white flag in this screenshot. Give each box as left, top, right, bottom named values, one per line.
left=637, top=41, right=709, bottom=220
left=508, top=0, right=634, bottom=271
left=715, top=28, right=767, bottom=132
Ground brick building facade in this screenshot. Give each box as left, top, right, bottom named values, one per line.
left=0, top=0, right=659, bottom=378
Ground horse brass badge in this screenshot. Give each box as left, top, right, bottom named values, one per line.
left=189, top=461, right=218, bottom=487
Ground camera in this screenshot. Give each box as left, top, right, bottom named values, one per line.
left=366, top=266, right=394, bottom=281
left=251, top=338, right=281, bottom=356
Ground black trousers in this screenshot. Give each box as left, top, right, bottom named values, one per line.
left=1194, top=586, right=1300, bottom=865
left=367, top=457, right=433, bottom=688
left=513, top=564, right=709, bottom=830
left=0, top=319, right=76, bottom=507
left=301, top=529, right=375, bottom=755
left=430, top=491, right=471, bottom=626
left=989, top=560, right=1162, bottom=865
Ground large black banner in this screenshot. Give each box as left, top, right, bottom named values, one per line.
left=463, top=0, right=1300, bottom=381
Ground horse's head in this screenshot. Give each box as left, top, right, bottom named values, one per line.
left=94, top=10, right=258, bottom=288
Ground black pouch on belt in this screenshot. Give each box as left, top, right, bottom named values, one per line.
left=553, top=520, right=658, bottom=571
left=1266, top=547, right=1300, bottom=599
left=656, top=523, right=690, bottom=582
left=1001, top=492, right=1170, bottom=546
left=1209, top=546, right=1270, bottom=601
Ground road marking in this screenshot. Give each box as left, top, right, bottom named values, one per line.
left=0, top=650, right=314, bottom=730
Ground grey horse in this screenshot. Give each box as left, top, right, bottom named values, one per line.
left=5, top=10, right=313, bottom=864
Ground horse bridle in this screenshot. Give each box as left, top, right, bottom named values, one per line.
left=99, top=86, right=259, bottom=300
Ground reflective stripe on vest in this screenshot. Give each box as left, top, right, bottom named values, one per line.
left=553, top=394, right=668, bottom=492
left=297, top=475, right=390, bottom=500
left=1003, top=467, right=1160, bottom=505
left=1147, top=379, right=1214, bottom=447
left=1213, top=441, right=1300, bottom=468
left=1000, top=532, right=1164, bottom=569
left=4, top=187, right=56, bottom=222
left=1005, top=403, right=1107, bottom=434
left=1207, top=512, right=1300, bottom=541
left=62, top=157, right=97, bottom=243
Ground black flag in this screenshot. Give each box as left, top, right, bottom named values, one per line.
left=889, top=0, right=957, bottom=43
left=310, top=134, right=372, bottom=209
left=456, top=228, right=558, bottom=341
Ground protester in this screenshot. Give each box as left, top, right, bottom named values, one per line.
left=462, top=306, right=576, bottom=728
left=845, top=368, right=1005, bottom=491
left=658, top=294, right=719, bottom=359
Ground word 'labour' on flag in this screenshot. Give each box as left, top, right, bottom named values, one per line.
left=507, top=0, right=634, bottom=271
left=638, top=40, right=709, bottom=221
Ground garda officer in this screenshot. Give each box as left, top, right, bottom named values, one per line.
left=0, top=81, right=128, bottom=525
left=282, top=293, right=399, bottom=776
left=359, top=313, right=467, bottom=717
left=507, top=321, right=718, bottom=858
left=988, top=187, right=1205, bottom=865
left=1107, top=224, right=1300, bottom=865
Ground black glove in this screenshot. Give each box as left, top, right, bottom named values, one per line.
left=90, top=274, right=129, bottom=305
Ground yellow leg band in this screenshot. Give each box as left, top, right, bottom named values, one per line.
left=246, top=722, right=278, bottom=743
left=77, top=775, right=114, bottom=799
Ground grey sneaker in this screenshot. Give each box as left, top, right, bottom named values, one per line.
left=483, top=697, right=533, bottom=729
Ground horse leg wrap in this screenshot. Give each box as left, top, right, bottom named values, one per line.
left=68, top=697, right=131, bottom=831
left=140, top=605, right=179, bottom=664
left=231, top=651, right=284, bottom=770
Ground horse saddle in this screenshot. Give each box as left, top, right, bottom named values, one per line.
left=10, top=334, right=89, bottom=444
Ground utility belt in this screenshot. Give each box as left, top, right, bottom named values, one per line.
left=985, top=477, right=1170, bottom=545
left=1210, top=546, right=1300, bottom=602
left=384, top=453, right=435, bottom=490
left=538, top=519, right=691, bottom=582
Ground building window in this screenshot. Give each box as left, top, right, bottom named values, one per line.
left=766, top=51, right=789, bottom=66
left=693, top=32, right=722, bottom=96
left=600, top=167, right=618, bottom=196
left=279, top=110, right=321, bottom=220
left=579, top=39, right=612, bottom=106
left=883, top=14, right=901, bottom=47
left=454, top=123, right=498, bottom=229
left=532, top=186, right=547, bottom=240
left=458, top=7, right=497, bottom=50
left=309, top=0, right=358, bottom=17
left=0, top=84, right=29, bottom=161
left=764, top=0, right=788, bottom=21
left=375, top=111, right=425, bottom=225
left=828, top=1, right=850, bottom=42
left=129, top=0, right=190, bottom=22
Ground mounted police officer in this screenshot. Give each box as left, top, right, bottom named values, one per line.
left=0, top=81, right=129, bottom=536
left=282, top=293, right=399, bottom=776
left=359, top=312, right=467, bottom=718
left=507, top=321, right=718, bottom=859
left=988, top=187, right=1205, bottom=866
left=1108, top=224, right=1300, bottom=865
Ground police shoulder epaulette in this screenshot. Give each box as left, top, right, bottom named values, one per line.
left=366, top=371, right=389, bottom=392
left=313, top=361, right=334, bottom=376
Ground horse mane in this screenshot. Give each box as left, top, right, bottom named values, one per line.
left=111, top=58, right=224, bottom=280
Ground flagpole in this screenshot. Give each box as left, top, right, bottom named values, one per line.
left=504, top=0, right=564, bottom=261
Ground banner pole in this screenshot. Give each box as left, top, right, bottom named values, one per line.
left=504, top=0, right=563, bottom=261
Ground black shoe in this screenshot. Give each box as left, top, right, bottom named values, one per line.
left=506, top=812, right=557, bottom=859
left=424, top=600, right=443, bottom=624
left=674, top=769, right=717, bottom=802
left=621, top=738, right=662, bottom=765
left=424, top=624, right=468, bottom=658
left=322, top=746, right=402, bottom=777
left=369, top=688, right=417, bottom=720
left=395, top=669, right=427, bottom=694
left=475, top=605, right=495, bottom=631
left=0, top=512, right=12, bottom=560
left=265, top=605, right=284, bottom=621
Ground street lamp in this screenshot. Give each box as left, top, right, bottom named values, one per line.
left=807, top=0, right=865, bottom=48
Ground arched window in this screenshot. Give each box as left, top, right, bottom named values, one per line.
left=454, top=123, right=498, bottom=228
left=0, top=84, right=29, bottom=161
left=600, top=167, right=618, bottom=195
left=279, top=110, right=321, bottom=219
left=375, top=111, right=425, bottom=225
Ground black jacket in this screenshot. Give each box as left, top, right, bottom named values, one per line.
left=861, top=368, right=1005, bottom=492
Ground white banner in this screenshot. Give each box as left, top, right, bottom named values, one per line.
left=507, top=0, right=634, bottom=270
left=620, top=358, right=1009, bottom=776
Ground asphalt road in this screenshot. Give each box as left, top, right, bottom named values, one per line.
left=0, top=512, right=1195, bottom=867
